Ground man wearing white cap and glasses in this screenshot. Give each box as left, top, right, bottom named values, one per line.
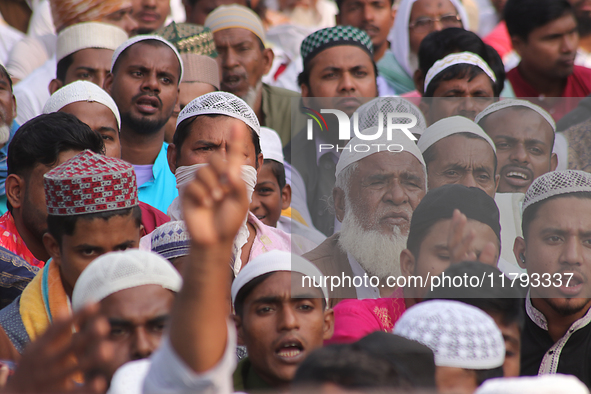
left=305, top=128, right=427, bottom=307
left=72, top=249, right=181, bottom=385
left=105, top=35, right=182, bottom=214
left=420, top=52, right=497, bottom=125
left=514, top=170, right=591, bottom=387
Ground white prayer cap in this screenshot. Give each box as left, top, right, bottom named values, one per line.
left=176, top=91, right=260, bottom=136
left=111, top=35, right=184, bottom=82
left=260, top=127, right=284, bottom=163
left=353, top=97, right=427, bottom=136
left=424, top=52, right=496, bottom=94
left=42, top=80, right=121, bottom=129
left=475, top=99, right=556, bottom=132
left=476, top=375, right=590, bottom=394
left=231, top=250, right=329, bottom=307
left=204, top=4, right=266, bottom=43
left=393, top=300, right=505, bottom=369
left=418, top=115, right=496, bottom=154
left=56, top=22, right=128, bottom=63
left=335, top=127, right=426, bottom=179
left=522, top=169, right=591, bottom=213
left=72, top=250, right=182, bottom=312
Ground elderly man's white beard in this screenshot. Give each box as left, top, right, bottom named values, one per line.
left=338, top=201, right=408, bottom=280
left=0, top=124, right=10, bottom=146
left=242, top=81, right=263, bottom=109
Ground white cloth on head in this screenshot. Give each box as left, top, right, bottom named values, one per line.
left=393, top=300, right=505, bottom=369
left=176, top=91, right=260, bottom=135
left=56, top=22, right=128, bottom=62
left=424, top=52, right=496, bottom=93
left=13, top=57, right=56, bottom=125
left=111, top=35, right=184, bottom=81
left=72, top=250, right=182, bottom=312
left=42, top=80, right=121, bottom=128
left=475, top=98, right=556, bottom=132
left=387, top=0, right=469, bottom=77
left=204, top=4, right=266, bottom=42
left=230, top=250, right=329, bottom=306
left=418, top=115, right=496, bottom=154
left=335, top=127, right=426, bottom=179
left=522, top=170, right=591, bottom=213
left=353, top=96, right=427, bottom=136
left=260, top=126, right=284, bottom=163
left=475, top=374, right=590, bottom=394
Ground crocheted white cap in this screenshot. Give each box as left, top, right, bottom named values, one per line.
left=111, top=35, right=184, bottom=82
left=418, top=115, right=496, bottom=154
left=56, top=22, right=128, bottom=62
left=476, top=374, right=590, bottom=394
left=231, top=250, right=329, bottom=307
left=72, top=250, right=182, bottom=312
left=522, top=170, right=591, bottom=213
left=475, top=98, right=556, bottom=132
left=424, top=52, right=496, bottom=93
left=176, top=91, right=260, bottom=135
left=393, top=300, right=505, bottom=369
left=353, top=96, right=427, bottom=136
left=260, top=127, right=284, bottom=163
left=43, top=80, right=121, bottom=129
left=335, top=126, right=426, bottom=179
left=151, top=220, right=190, bottom=260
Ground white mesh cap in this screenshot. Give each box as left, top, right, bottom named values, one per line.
left=56, top=22, right=128, bottom=62
left=176, top=91, right=261, bottom=135
left=231, top=250, right=329, bottom=307
left=476, top=374, right=590, bottom=394
left=72, top=250, right=182, bottom=312
left=418, top=115, right=496, bottom=154
left=522, top=170, right=591, bottom=213
left=111, top=35, right=184, bottom=82
left=260, top=127, right=284, bottom=163
left=43, top=80, right=121, bottom=129
left=393, top=300, right=505, bottom=369
left=335, top=126, right=426, bottom=179
left=353, top=97, right=427, bottom=136
left=475, top=98, right=556, bottom=132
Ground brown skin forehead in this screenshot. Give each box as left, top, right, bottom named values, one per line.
left=307, top=45, right=374, bottom=77
left=481, top=107, right=554, bottom=146
left=410, top=0, right=458, bottom=19
left=115, top=41, right=182, bottom=83
left=429, top=134, right=496, bottom=169
left=99, top=285, right=175, bottom=323
left=59, top=101, right=118, bottom=132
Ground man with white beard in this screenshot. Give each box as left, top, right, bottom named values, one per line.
left=304, top=128, right=427, bottom=307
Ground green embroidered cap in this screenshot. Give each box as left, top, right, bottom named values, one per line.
left=155, top=22, right=217, bottom=57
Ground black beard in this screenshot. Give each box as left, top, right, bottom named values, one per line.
left=121, top=112, right=168, bottom=136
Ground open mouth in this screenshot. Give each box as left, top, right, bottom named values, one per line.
left=135, top=96, right=160, bottom=114
left=501, top=166, right=533, bottom=187
left=223, top=74, right=243, bottom=89
left=558, top=272, right=586, bottom=297
left=506, top=171, right=529, bottom=180
left=275, top=339, right=304, bottom=361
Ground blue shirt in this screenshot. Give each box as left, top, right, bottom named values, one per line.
left=137, top=143, right=178, bottom=214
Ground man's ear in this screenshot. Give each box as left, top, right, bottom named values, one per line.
left=5, top=174, right=25, bottom=210
left=400, top=249, right=416, bottom=278
left=333, top=187, right=346, bottom=223
left=511, top=36, right=525, bottom=57
left=256, top=153, right=264, bottom=175
left=167, top=142, right=178, bottom=174
left=335, top=13, right=341, bottom=25
left=48, top=79, right=63, bottom=95
left=233, top=314, right=246, bottom=346
left=550, top=153, right=558, bottom=171
left=42, top=232, right=62, bottom=266
left=413, top=69, right=424, bottom=96
left=513, top=236, right=527, bottom=269
left=10, top=94, right=16, bottom=121
left=103, top=73, right=114, bottom=94
left=262, top=48, right=275, bottom=76
left=323, top=308, right=335, bottom=341
left=301, top=83, right=309, bottom=98
left=419, top=98, right=432, bottom=126
left=494, top=173, right=500, bottom=193
left=281, top=184, right=292, bottom=210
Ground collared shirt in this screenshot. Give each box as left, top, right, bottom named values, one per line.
left=521, top=292, right=591, bottom=387
left=0, top=211, right=44, bottom=268
left=136, top=143, right=178, bottom=214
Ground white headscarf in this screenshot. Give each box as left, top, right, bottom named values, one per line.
left=388, top=0, right=470, bottom=77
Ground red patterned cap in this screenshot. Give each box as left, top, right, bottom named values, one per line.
left=44, top=150, right=138, bottom=216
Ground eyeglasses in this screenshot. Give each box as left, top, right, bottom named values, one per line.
left=408, top=14, right=462, bottom=32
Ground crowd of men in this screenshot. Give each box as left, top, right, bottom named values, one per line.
left=1, top=0, right=591, bottom=393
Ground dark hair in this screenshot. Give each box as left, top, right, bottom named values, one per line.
left=418, top=28, right=504, bottom=96
left=8, top=113, right=104, bottom=178
left=264, top=159, right=286, bottom=190
left=505, top=0, right=574, bottom=41
left=474, top=366, right=505, bottom=386
left=298, top=57, right=378, bottom=88
left=335, top=0, right=393, bottom=12
left=56, top=53, right=74, bottom=83
left=422, top=131, right=497, bottom=174
left=0, top=65, right=13, bottom=90
left=173, top=114, right=261, bottom=168
left=522, top=192, right=591, bottom=239
left=112, top=39, right=182, bottom=84
left=47, top=205, right=142, bottom=246
left=294, top=344, right=414, bottom=390
left=424, top=64, right=497, bottom=97
left=425, top=261, right=525, bottom=331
